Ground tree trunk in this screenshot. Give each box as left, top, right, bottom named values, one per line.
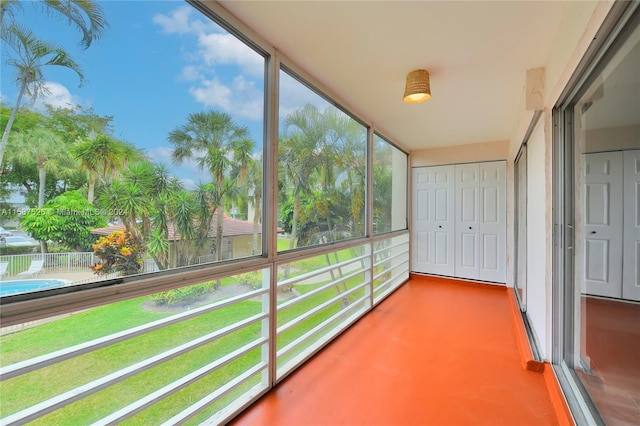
left=38, top=165, right=46, bottom=208
left=283, top=192, right=300, bottom=282
left=289, top=193, right=300, bottom=250
left=0, top=81, right=26, bottom=168
left=252, top=192, right=261, bottom=255
left=215, top=174, right=225, bottom=262
left=216, top=201, right=224, bottom=261
left=87, top=175, right=96, bottom=204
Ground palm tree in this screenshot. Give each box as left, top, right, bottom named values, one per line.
left=325, top=108, right=366, bottom=237
left=0, top=25, right=84, bottom=167
left=97, top=161, right=157, bottom=272
left=246, top=155, right=263, bottom=255
left=71, top=134, right=136, bottom=203
left=281, top=104, right=329, bottom=249
left=169, top=111, right=251, bottom=262
left=0, top=0, right=108, bottom=50
left=8, top=127, right=66, bottom=208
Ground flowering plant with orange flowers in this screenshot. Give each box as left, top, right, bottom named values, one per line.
left=90, top=231, right=143, bottom=276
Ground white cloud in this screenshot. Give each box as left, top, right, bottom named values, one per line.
left=197, top=32, right=264, bottom=77
left=179, top=178, right=198, bottom=190
left=153, top=6, right=265, bottom=120
left=26, top=81, right=83, bottom=112
left=147, top=146, right=175, bottom=165
left=152, top=6, right=210, bottom=36
left=278, top=72, right=331, bottom=120
left=147, top=146, right=209, bottom=188
left=189, top=76, right=263, bottom=121
left=179, top=65, right=202, bottom=82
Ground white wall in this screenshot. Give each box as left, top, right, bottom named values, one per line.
left=411, top=140, right=507, bottom=167
left=506, top=1, right=615, bottom=361
left=525, top=117, right=548, bottom=356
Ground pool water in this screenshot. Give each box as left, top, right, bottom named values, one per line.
left=0, top=279, right=72, bottom=296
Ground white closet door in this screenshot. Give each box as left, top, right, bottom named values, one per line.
left=623, top=150, right=640, bottom=301
left=411, top=166, right=454, bottom=275
left=584, top=152, right=623, bottom=298
left=478, top=162, right=507, bottom=282
left=455, top=164, right=480, bottom=280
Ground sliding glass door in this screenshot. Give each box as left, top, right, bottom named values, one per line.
left=554, top=4, right=640, bottom=423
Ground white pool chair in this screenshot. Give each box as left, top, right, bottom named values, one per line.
left=17, top=259, right=44, bottom=277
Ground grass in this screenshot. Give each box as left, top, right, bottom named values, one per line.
left=1, top=298, right=263, bottom=424
left=0, top=244, right=379, bottom=423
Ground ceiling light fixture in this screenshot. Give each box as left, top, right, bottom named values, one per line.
left=403, top=69, right=431, bottom=104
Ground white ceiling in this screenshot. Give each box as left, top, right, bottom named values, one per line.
left=218, top=1, right=574, bottom=152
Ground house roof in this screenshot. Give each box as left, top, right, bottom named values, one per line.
left=91, top=215, right=264, bottom=240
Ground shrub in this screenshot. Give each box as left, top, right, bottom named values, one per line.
left=0, top=245, right=37, bottom=255
left=239, top=271, right=263, bottom=289
left=150, top=281, right=216, bottom=306
left=90, top=231, right=143, bottom=276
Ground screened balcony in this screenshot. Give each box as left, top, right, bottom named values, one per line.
left=1, top=0, right=637, bottom=424
left=1, top=247, right=576, bottom=425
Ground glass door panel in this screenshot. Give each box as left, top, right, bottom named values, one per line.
left=572, top=18, right=640, bottom=424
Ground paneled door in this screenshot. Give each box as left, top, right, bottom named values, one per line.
left=583, top=151, right=623, bottom=298
left=478, top=162, right=507, bottom=282
left=411, top=166, right=455, bottom=275
left=623, top=150, right=640, bottom=301
left=413, top=161, right=506, bottom=283
left=454, top=164, right=480, bottom=280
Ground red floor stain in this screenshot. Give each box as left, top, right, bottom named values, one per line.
left=231, top=276, right=564, bottom=426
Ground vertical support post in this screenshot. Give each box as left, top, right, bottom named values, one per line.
left=265, top=51, right=281, bottom=387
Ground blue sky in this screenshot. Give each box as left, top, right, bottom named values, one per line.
left=1, top=1, right=283, bottom=188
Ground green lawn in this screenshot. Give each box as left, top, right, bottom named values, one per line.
left=0, top=245, right=369, bottom=423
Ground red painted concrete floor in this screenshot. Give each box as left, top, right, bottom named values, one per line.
left=231, top=276, right=562, bottom=426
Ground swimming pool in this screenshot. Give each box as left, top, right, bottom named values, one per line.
left=0, top=279, right=72, bottom=296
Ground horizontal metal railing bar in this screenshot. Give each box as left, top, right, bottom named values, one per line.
left=0, top=287, right=268, bottom=380
left=371, top=229, right=409, bottom=243
left=277, top=280, right=369, bottom=334
left=373, top=259, right=409, bottom=281
left=373, top=262, right=404, bottom=281
left=374, top=277, right=403, bottom=301
left=374, top=241, right=409, bottom=255
left=372, top=240, right=407, bottom=256
left=94, top=339, right=268, bottom=426
left=274, top=239, right=371, bottom=266
left=373, top=255, right=409, bottom=275
left=161, top=364, right=267, bottom=426
left=0, top=231, right=410, bottom=426
left=277, top=254, right=368, bottom=288
left=374, top=275, right=410, bottom=307
left=276, top=268, right=365, bottom=311
left=0, top=259, right=272, bottom=328
left=276, top=303, right=368, bottom=380
left=277, top=293, right=369, bottom=359
left=374, top=268, right=410, bottom=297
left=0, top=314, right=268, bottom=425
left=373, top=248, right=409, bottom=267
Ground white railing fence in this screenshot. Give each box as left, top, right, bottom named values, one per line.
left=0, top=252, right=97, bottom=276
left=0, top=233, right=410, bottom=425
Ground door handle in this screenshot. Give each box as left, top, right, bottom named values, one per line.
left=438, top=225, right=442, bottom=229
left=590, top=231, right=596, bottom=234
left=468, top=226, right=472, bottom=230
